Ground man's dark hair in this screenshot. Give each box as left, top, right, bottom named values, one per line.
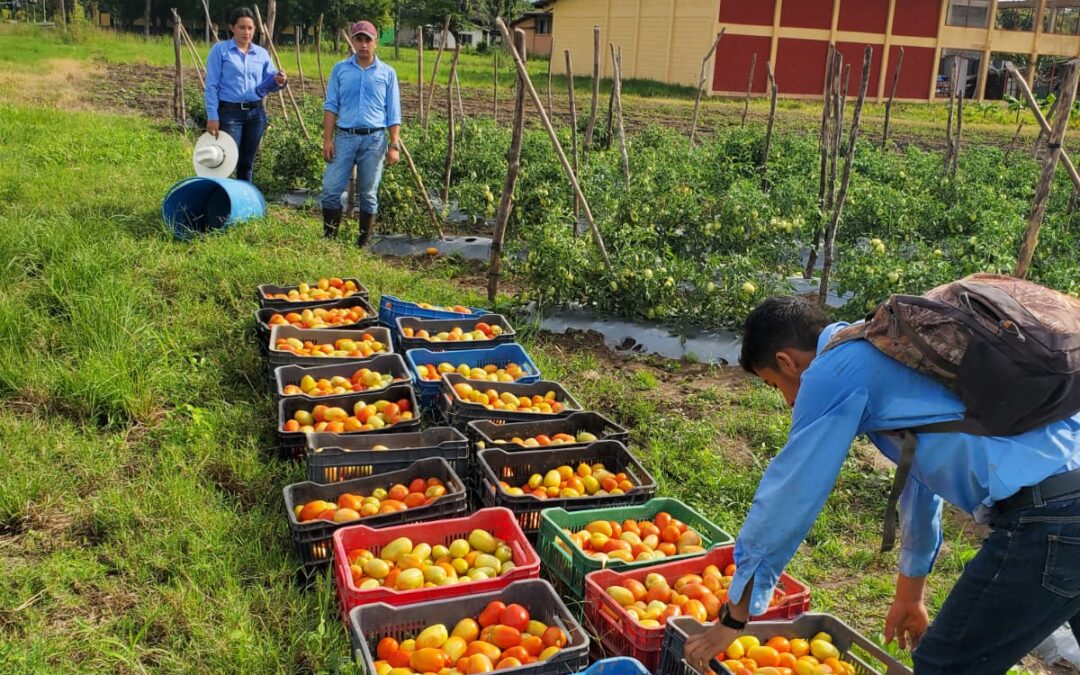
left=229, top=7, right=255, bottom=26
left=739, top=296, right=831, bottom=374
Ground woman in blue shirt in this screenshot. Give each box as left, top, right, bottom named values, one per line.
left=204, top=7, right=286, bottom=182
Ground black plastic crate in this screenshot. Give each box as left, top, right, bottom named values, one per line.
left=283, top=457, right=468, bottom=569
left=257, top=278, right=370, bottom=309
left=349, top=579, right=590, bottom=674
left=475, top=441, right=656, bottom=538
left=273, top=355, right=411, bottom=400
left=395, top=313, right=517, bottom=351
left=467, top=412, right=630, bottom=452
left=436, top=373, right=583, bottom=430
left=255, top=296, right=377, bottom=344
left=278, top=384, right=420, bottom=457
left=305, top=427, right=469, bottom=483
left=266, top=325, right=393, bottom=372
left=658, top=614, right=911, bottom=675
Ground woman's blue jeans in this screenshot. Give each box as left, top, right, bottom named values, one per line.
left=218, top=105, right=267, bottom=183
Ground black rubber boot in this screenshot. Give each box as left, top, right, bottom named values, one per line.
left=356, top=212, right=376, bottom=248
left=322, top=208, right=342, bottom=239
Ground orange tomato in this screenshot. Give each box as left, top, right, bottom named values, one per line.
left=465, top=653, right=495, bottom=674
left=521, top=635, right=544, bottom=657
left=465, top=640, right=501, bottom=663
left=767, top=636, right=792, bottom=653
left=682, top=599, right=708, bottom=622
left=495, top=657, right=523, bottom=669
left=624, top=578, right=647, bottom=602
left=541, top=626, right=568, bottom=648
left=376, top=637, right=398, bottom=660
left=481, top=625, right=521, bottom=650
left=410, top=647, right=449, bottom=672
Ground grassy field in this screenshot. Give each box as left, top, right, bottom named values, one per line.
left=0, top=24, right=1057, bottom=674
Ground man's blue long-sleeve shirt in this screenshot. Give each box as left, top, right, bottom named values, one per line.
left=204, top=39, right=282, bottom=122
left=731, top=322, right=1080, bottom=617
left=324, top=56, right=401, bottom=130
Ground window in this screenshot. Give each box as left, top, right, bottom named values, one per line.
left=1046, top=4, right=1080, bottom=35
left=534, top=16, right=551, bottom=34
left=459, top=32, right=473, bottom=45
left=948, top=0, right=990, bottom=27
left=996, top=0, right=1036, bottom=31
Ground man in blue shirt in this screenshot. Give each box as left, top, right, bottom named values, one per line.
left=685, top=296, right=1080, bottom=674
left=319, top=20, right=402, bottom=247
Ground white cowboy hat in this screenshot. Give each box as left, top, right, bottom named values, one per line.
left=193, top=131, right=238, bottom=178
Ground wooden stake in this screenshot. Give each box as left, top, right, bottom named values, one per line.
left=690, top=30, right=724, bottom=145
left=741, top=52, right=757, bottom=128
left=316, top=14, right=326, bottom=97
left=807, top=45, right=835, bottom=279
left=442, top=43, right=461, bottom=203
left=417, top=26, right=424, bottom=125
left=819, top=46, right=873, bottom=304
left=200, top=0, right=217, bottom=43
left=179, top=22, right=205, bottom=90
left=1016, top=60, right=1080, bottom=278
left=565, top=49, right=580, bottom=218
left=265, top=0, right=277, bottom=43
left=455, top=67, right=466, bottom=127
left=584, top=25, right=601, bottom=157
left=826, top=52, right=843, bottom=213
left=944, top=56, right=958, bottom=168
left=1005, top=61, right=1080, bottom=192
left=1005, top=121, right=1024, bottom=162
left=294, top=25, right=306, bottom=89
left=489, top=28, right=528, bottom=302
left=172, top=8, right=186, bottom=127
left=256, top=5, right=307, bottom=137
left=401, top=138, right=443, bottom=238
left=547, top=50, right=554, bottom=112
left=495, top=17, right=611, bottom=269
left=881, top=46, right=903, bottom=148
left=952, top=74, right=964, bottom=176
left=604, top=47, right=616, bottom=149
left=611, top=43, right=629, bottom=184
left=761, top=60, right=778, bottom=186
left=425, top=17, right=450, bottom=128
left=493, top=50, right=499, bottom=124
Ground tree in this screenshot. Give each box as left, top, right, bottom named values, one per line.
left=468, top=0, right=529, bottom=38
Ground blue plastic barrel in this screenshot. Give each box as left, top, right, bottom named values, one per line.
left=161, top=177, right=266, bottom=240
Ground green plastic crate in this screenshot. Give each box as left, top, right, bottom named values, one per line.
left=537, top=498, right=733, bottom=600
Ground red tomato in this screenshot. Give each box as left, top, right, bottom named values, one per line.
left=500, top=604, right=530, bottom=632
left=478, top=601, right=506, bottom=628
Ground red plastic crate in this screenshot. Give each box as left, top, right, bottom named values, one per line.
left=582, top=546, right=811, bottom=672
left=332, top=507, right=541, bottom=617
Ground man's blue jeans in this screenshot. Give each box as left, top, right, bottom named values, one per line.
left=218, top=106, right=267, bottom=183
left=913, top=495, right=1080, bottom=673
left=319, top=129, right=386, bottom=215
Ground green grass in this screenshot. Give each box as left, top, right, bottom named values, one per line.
left=0, top=23, right=1046, bottom=674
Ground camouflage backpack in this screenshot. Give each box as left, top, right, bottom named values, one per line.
left=822, top=273, right=1080, bottom=550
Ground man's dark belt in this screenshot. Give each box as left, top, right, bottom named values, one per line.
left=218, top=100, right=263, bottom=110
left=995, top=466, right=1080, bottom=513
left=337, top=126, right=385, bottom=136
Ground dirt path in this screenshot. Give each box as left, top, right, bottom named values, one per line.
left=0, top=58, right=103, bottom=110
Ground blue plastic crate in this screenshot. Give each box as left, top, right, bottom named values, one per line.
left=378, top=294, right=488, bottom=335
left=578, top=658, right=650, bottom=675
left=404, top=343, right=541, bottom=410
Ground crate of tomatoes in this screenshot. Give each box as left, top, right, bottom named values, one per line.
left=332, top=507, right=541, bottom=617
left=349, top=579, right=589, bottom=674
left=658, top=613, right=910, bottom=675
left=583, top=546, right=811, bottom=672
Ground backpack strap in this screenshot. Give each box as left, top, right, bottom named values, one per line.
left=880, top=430, right=916, bottom=553
left=879, top=417, right=990, bottom=553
